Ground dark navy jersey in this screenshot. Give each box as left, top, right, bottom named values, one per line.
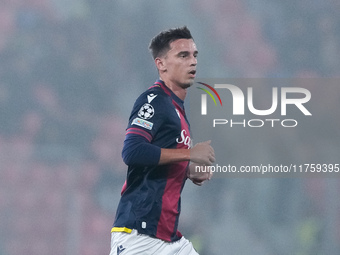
left=112, top=80, right=192, bottom=242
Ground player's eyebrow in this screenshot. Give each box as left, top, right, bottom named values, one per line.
left=177, top=51, right=189, bottom=56
left=177, top=50, right=198, bottom=56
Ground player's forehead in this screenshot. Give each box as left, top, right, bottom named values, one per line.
left=168, top=38, right=197, bottom=55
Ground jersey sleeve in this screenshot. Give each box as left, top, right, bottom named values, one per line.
left=122, top=90, right=166, bottom=166
left=126, top=90, right=165, bottom=139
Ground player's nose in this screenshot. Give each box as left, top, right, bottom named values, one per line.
left=190, top=55, right=197, bottom=66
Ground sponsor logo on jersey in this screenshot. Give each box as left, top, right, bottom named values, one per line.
left=147, top=93, right=157, bottom=103
left=138, top=103, right=155, bottom=120
left=117, top=245, right=126, bottom=255
left=176, top=129, right=192, bottom=148
left=132, top=118, right=153, bottom=130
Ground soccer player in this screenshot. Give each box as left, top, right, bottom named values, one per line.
left=109, top=26, right=215, bottom=255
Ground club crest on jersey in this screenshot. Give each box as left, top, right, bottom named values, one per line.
left=132, top=117, right=153, bottom=130
left=176, top=129, right=192, bottom=148
left=138, top=103, right=154, bottom=120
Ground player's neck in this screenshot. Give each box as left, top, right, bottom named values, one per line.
left=160, top=79, right=187, bottom=101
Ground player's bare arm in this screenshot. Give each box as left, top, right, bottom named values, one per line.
left=158, top=140, right=215, bottom=166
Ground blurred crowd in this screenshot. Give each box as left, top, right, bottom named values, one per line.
left=195, top=0, right=340, bottom=77
left=0, top=0, right=340, bottom=254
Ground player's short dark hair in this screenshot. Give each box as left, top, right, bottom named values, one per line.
left=149, top=26, right=193, bottom=59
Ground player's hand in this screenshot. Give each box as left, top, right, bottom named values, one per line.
left=189, top=140, right=215, bottom=165
left=187, top=163, right=213, bottom=186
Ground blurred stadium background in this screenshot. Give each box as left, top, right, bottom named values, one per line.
left=0, top=0, right=340, bottom=254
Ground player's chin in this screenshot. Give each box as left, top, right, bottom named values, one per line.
left=181, top=79, right=195, bottom=89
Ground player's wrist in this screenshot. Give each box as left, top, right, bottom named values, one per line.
left=159, top=148, right=191, bottom=165
left=184, top=149, right=191, bottom=161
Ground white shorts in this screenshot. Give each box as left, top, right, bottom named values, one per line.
left=109, top=229, right=199, bottom=255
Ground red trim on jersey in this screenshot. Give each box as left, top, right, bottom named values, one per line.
left=156, top=101, right=190, bottom=241
left=148, top=84, right=160, bottom=89
left=154, top=81, right=164, bottom=87
left=121, top=180, right=127, bottom=195
left=171, top=99, right=186, bottom=118
left=156, top=81, right=172, bottom=97
left=156, top=161, right=187, bottom=241
left=126, top=127, right=152, bottom=142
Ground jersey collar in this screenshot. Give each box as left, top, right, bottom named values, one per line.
left=154, top=79, right=185, bottom=107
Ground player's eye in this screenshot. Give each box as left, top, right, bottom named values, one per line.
left=179, top=52, right=188, bottom=58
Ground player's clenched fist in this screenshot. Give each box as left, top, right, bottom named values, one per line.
left=189, top=140, right=215, bottom=165
left=187, top=163, right=213, bottom=186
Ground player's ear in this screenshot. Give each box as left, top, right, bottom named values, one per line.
left=155, top=57, right=166, bottom=72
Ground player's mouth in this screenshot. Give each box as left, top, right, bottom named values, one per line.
left=188, top=70, right=196, bottom=78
